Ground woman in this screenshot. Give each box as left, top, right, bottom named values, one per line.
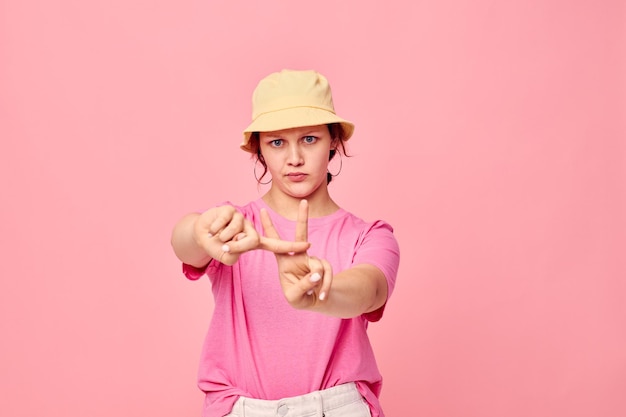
left=171, top=69, right=400, bottom=417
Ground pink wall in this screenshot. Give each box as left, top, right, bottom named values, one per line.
left=1, top=1, right=624, bottom=416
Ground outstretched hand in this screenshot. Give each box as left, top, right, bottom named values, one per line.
left=194, top=205, right=310, bottom=266
left=260, top=200, right=332, bottom=309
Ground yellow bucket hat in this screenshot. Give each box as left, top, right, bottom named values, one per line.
left=241, top=69, right=355, bottom=153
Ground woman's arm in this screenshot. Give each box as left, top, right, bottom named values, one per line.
left=171, top=212, right=213, bottom=268
left=308, top=263, right=388, bottom=319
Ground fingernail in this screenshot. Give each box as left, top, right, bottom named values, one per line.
left=310, top=273, right=321, bottom=283
left=306, top=290, right=314, bottom=295
left=319, top=292, right=326, bottom=301
left=207, top=232, right=213, bottom=238
left=222, top=244, right=230, bottom=253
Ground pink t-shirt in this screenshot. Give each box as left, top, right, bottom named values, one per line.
left=183, top=199, right=400, bottom=417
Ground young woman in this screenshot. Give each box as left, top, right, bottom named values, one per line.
left=171, top=70, right=400, bottom=417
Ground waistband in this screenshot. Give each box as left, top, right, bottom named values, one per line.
left=229, top=383, right=363, bottom=417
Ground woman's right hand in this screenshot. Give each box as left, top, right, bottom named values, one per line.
left=193, top=205, right=310, bottom=266
left=191, top=205, right=254, bottom=265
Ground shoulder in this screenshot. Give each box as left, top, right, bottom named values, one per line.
left=341, top=210, right=399, bottom=267
left=330, top=210, right=399, bottom=259
left=339, top=210, right=397, bottom=241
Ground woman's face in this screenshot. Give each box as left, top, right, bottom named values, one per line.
left=259, top=124, right=333, bottom=201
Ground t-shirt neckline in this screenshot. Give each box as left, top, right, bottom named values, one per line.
left=254, top=198, right=347, bottom=229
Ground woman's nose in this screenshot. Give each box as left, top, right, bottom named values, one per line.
left=287, top=145, right=304, bottom=166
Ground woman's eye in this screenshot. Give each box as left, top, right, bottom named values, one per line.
left=270, top=139, right=283, bottom=147
left=303, top=136, right=317, bottom=144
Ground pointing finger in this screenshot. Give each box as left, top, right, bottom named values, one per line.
left=295, top=199, right=309, bottom=242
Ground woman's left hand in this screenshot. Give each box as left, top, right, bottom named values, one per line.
left=260, top=200, right=332, bottom=310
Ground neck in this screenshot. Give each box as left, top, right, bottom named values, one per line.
left=262, top=186, right=340, bottom=220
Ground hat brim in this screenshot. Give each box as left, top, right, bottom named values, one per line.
left=241, top=107, right=354, bottom=153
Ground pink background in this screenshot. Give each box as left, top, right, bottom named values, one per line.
left=1, top=1, right=624, bottom=416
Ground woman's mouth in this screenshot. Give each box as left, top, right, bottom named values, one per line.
left=286, top=172, right=308, bottom=182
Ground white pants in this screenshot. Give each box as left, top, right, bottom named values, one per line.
left=224, top=383, right=372, bottom=417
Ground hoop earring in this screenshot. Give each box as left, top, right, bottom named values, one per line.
left=328, top=151, right=343, bottom=177
left=254, top=158, right=272, bottom=185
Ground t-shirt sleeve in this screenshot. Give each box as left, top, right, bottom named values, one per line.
left=352, top=220, right=400, bottom=322
left=182, top=262, right=209, bottom=280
